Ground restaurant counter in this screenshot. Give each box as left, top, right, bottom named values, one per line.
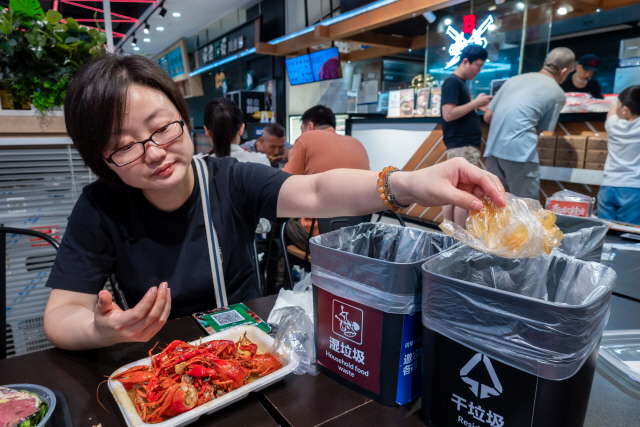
left=1, top=262, right=639, bottom=427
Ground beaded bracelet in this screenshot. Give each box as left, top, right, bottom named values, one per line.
left=377, top=166, right=411, bottom=212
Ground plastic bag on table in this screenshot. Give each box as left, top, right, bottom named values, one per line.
left=439, top=193, right=564, bottom=259
left=267, top=275, right=314, bottom=325
left=269, top=305, right=318, bottom=375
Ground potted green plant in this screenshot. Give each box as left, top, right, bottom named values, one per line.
left=0, top=0, right=106, bottom=113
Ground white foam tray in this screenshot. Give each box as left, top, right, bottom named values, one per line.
left=108, top=325, right=299, bottom=427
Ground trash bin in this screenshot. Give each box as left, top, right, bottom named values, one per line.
left=420, top=245, right=616, bottom=427
left=310, top=223, right=457, bottom=406
left=555, top=214, right=608, bottom=262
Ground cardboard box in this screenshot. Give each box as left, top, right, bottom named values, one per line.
left=536, top=147, right=556, bottom=160
left=585, top=150, right=608, bottom=163
left=584, top=162, right=605, bottom=171
left=555, top=149, right=585, bottom=163
left=539, top=159, right=555, bottom=166
left=537, top=135, right=557, bottom=149
left=587, top=137, right=608, bottom=151
left=555, top=160, right=584, bottom=169
left=557, top=136, right=587, bottom=150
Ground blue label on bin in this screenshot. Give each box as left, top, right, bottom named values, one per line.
left=396, top=312, right=422, bottom=405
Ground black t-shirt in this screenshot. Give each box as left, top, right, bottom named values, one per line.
left=561, top=73, right=603, bottom=99
left=440, top=75, right=482, bottom=149
left=46, top=156, right=290, bottom=318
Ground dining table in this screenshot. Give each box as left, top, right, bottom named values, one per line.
left=1, top=280, right=640, bottom=426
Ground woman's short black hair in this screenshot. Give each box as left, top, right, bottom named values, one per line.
left=619, top=85, right=640, bottom=116
left=203, top=98, right=243, bottom=158
left=64, top=54, right=190, bottom=185
left=301, top=105, right=336, bottom=128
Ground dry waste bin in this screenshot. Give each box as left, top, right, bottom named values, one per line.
left=421, top=246, right=616, bottom=427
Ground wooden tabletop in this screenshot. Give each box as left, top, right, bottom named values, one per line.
left=1, top=287, right=640, bottom=427
left=0, top=314, right=276, bottom=426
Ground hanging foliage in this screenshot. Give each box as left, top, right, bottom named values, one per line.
left=0, top=0, right=106, bottom=113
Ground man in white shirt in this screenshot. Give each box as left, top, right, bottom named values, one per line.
left=483, top=48, right=575, bottom=199
left=598, top=85, right=640, bottom=225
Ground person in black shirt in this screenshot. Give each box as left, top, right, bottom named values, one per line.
left=441, top=45, right=493, bottom=226
left=560, top=54, right=603, bottom=99
left=43, top=54, right=506, bottom=350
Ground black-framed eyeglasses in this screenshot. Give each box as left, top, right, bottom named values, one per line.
left=104, top=119, right=185, bottom=167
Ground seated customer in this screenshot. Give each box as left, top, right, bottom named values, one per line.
left=598, top=85, right=640, bottom=225
left=283, top=105, right=370, bottom=250
left=203, top=98, right=270, bottom=167
left=241, top=123, right=291, bottom=169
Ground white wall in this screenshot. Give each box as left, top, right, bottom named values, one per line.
left=351, top=122, right=436, bottom=171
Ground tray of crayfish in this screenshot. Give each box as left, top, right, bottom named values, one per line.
left=108, top=325, right=299, bottom=426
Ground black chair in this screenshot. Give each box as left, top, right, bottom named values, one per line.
left=374, top=210, right=406, bottom=227
left=279, top=214, right=383, bottom=289
left=1, top=226, right=60, bottom=360
left=1, top=226, right=130, bottom=359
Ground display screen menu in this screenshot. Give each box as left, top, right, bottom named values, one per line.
left=285, top=54, right=314, bottom=85
left=309, top=47, right=342, bottom=81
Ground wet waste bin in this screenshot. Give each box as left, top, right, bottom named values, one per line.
left=420, top=245, right=616, bottom=427
left=555, top=214, right=608, bottom=262
left=310, top=223, right=457, bottom=405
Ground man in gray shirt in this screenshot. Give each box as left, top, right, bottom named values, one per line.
left=483, top=47, right=575, bottom=199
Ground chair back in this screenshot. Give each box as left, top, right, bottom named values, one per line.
left=1, top=226, right=60, bottom=360
left=317, top=214, right=372, bottom=235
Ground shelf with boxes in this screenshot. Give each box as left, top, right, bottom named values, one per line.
left=536, top=134, right=608, bottom=171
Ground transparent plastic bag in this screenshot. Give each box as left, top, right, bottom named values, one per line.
left=309, top=223, right=457, bottom=313
left=269, top=306, right=318, bottom=375
left=422, top=245, right=617, bottom=380
left=439, top=193, right=563, bottom=259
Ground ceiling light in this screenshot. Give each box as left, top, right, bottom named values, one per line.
left=489, top=24, right=497, bottom=31
left=557, top=7, right=568, bottom=15
left=156, top=26, right=164, bottom=31
left=133, top=46, right=140, bottom=51
left=144, top=38, right=150, bottom=42
left=131, top=37, right=137, bottom=46
left=423, top=11, right=436, bottom=24
left=488, top=5, right=497, bottom=11
left=159, top=7, right=167, bottom=18
left=516, top=2, right=525, bottom=10
left=143, top=23, right=150, bottom=34
left=172, top=12, right=181, bottom=17
left=444, top=18, right=452, bottom=25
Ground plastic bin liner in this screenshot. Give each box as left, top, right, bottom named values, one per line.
left=554, top=214, right=608, bottom=262
left=421, top=245, right=616, bottom=380
left=310, top=223, right=457, bottom=314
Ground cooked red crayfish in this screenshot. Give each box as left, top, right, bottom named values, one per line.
left=110, top=334, right=282, bottom=424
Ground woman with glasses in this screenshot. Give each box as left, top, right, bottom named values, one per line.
left=43, top=55, right=504, bottom=350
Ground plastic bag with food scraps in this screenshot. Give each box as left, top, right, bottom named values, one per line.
left=269, top=304, right=318, bottom=376
left=439, top=193, right=564, bottom=259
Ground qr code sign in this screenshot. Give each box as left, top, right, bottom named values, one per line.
left=211, top=310, right=244, bottom=326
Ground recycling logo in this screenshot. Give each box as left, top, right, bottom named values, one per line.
left=460, top=353, right=503, bottom=399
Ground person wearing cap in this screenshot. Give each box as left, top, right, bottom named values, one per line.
left=561, top=54, right=603, bottom=99
left=483, top=47, right=575, bottom=199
